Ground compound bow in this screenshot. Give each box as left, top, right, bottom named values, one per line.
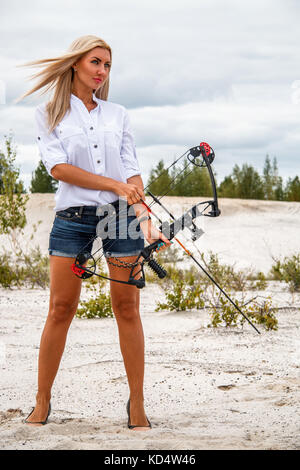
left=71, top=142, right=260, bottom=334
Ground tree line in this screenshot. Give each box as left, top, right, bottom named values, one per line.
left=1, top=135, right=299, bottom=201
left=147, top=155, right=300, bottom=201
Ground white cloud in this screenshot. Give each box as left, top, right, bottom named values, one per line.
left=0, top=0, right=300, bottom=190
left=15, top=144, right=40, bottom=189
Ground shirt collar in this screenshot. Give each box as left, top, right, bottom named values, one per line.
left=71, top=92, right=101, bottom=108
left=92, top=91, right=101, bottom=103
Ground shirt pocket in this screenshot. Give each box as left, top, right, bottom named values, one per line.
left=104, top=125, right=122, bottom=150
left=58, top=125, right=86, bottom=154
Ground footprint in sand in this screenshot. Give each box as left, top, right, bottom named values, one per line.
left=217, top=385, right=236, bottom=391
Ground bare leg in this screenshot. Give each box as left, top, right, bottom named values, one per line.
left=107, top=256, right=150, bottom=430
left=25, top=255, right=82, bottom=425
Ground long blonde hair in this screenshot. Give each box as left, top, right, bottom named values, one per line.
left=14, top=35, right=112, bottom=134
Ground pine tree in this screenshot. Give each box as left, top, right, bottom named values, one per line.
left=218, top=175, right=237, bottom=198
left=284, top=176, right=300, bottom=201
left=263, top=155, right=282, bottom=200
left=169, top=157, right=191, bottom=196
left=263, top=154, right=273, bottom=199
left=147, top=157, right=214, bottom=197
left=147, top=160, right=172, bottom=196
left=178, top=160, right=213, bottom=197
left=30, top=160, right=58, bottom=193
left=274, top=175, right=284, bottom=201
left=232, top=164, right=264, bottom=199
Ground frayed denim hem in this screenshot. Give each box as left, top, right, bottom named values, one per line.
left=48, top=249, right=78, bottom=258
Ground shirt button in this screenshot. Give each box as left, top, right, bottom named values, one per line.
left=94, top=144, right=98, bottom=148
left=37, top=136, right=41, bottom=140
left=97, top=160, right=101, bottom=164
left=90, top=126, right=93, bottom=130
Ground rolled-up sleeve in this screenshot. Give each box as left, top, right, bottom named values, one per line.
left=35, top=105, right=68, bottom=176
left=120, top=108, right=141, bottom=180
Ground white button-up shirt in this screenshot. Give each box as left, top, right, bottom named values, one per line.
left=35, top=92, right=141, bottom=211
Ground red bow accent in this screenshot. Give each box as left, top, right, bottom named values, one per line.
left=71, top=263, right=85, bottom=276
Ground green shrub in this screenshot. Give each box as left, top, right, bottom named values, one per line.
left=20, top=246, right=50, bottom=288
left=155, top=277, right=205, bottom=311
left=76, top=266, right=113, bottom=319
left=0, top=252, right=22, bottom=288
left=247, top=297, right=278, bottom=330
left=0, top=134, right=50, bottom=289
left=154, top=257, right=278, bottom=331
left=247, top=271, right=268, bottom=290
left=207, top=293, right=240, bottom=328
left=208, top=293, right=278, bottom=331
left=196, top=250, right=252, bottom=291
left=270, top=254, right=300, bottom=292
left=0, top=248, right=49, bottom=289
left=76, top=290, right=113, bottom=319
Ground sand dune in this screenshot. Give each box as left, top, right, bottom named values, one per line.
left=0, top=195, right=299, bottom=450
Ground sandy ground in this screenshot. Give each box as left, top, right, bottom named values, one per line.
left=0, top=195, right=300, bottom=450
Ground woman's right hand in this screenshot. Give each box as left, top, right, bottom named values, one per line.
left=141, top=219, right=172, bottom=251
left=114, top=181, right=145, bottom=205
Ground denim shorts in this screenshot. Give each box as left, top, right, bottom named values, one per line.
left=49, top=202, right=145, bottom=259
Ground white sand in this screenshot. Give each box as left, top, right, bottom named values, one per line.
left=0, top=195, right=300, bottom=450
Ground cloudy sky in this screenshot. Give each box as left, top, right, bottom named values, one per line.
left=0, top=0, right=300, bottom=190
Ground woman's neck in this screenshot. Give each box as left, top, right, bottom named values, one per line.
left=71, top=88, right=95, bottom=106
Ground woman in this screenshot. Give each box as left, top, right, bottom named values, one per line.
left=16, top=35, right=170, bottom=430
